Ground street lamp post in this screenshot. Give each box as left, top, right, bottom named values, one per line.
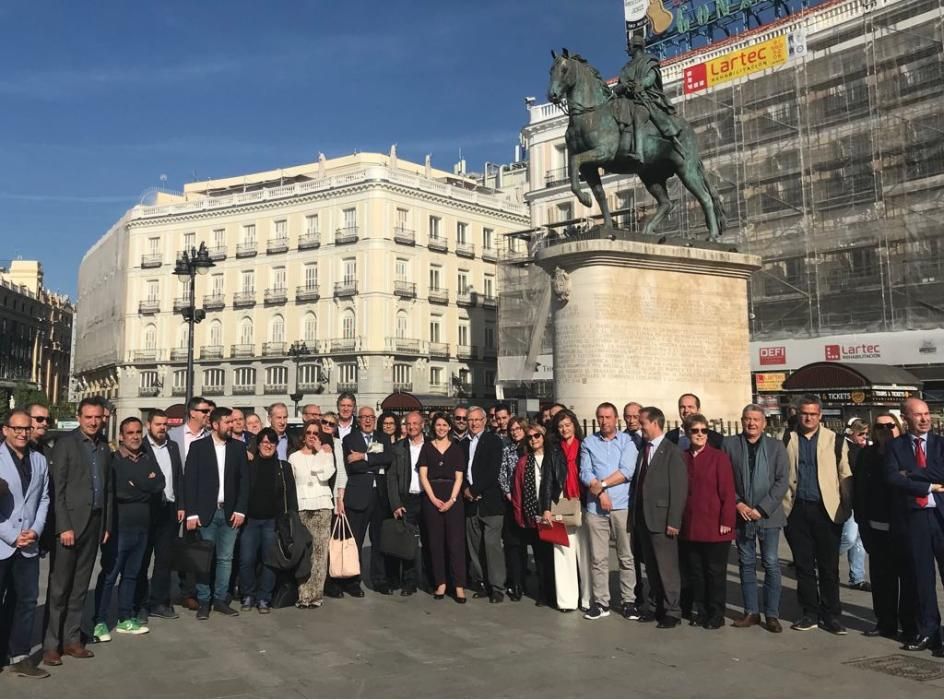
left=288, top=340, right=310, bottom=417
left=173, top=242, right=215, bottom=405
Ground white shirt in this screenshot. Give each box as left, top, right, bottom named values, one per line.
left=646, top=434, right=665, bottom=462
left=183, top=425, right=205, bottom=461
left=408, top=438, right=424, bottom=494
left=338, top=418, right=354, bottom=440
left=213, top=438, right=227, bottom=504
left=468, top=431, right=483, bottom=485
left=148, top=435, right=175, bottom=503
left=533, top=453, right=544, bottom=496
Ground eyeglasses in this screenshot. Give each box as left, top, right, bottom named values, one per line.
left=31, top=415, right=50, bottom=423
left=453, top=416, right=468, bottom=422
left=193, top=408, right=211, bottom=414
left=688, top=427, right=709, bottom=435
left=321, top=420, right=336, bottom=428
left=5, top=426, right=32, bottom=434
left=874, top=423, right=896, bottom=430
left=527, top=433, right=544, bottom=440
left=304, top=430, right=321, bottom=437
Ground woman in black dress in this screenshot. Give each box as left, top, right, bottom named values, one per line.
left=418, top=413, right=467, bottom=603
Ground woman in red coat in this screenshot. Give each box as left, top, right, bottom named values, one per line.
left=680, top=413, right=736, bottom=629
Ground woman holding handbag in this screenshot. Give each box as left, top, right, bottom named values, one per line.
left=288, top=421, right=336, bottom=608
left=511, top=424, right=555, bottom=607
left=542, top=410, right=590, bottom=613
left=418, top=413, right=467, bottom=603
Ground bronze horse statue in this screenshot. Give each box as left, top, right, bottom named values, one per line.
left=547, top=49, right=725, bottom=241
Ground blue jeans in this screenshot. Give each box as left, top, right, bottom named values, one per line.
left=735, top=525, right=782, bottom=618
left=239, top=518, right=276, bottom=603
left=94, top=526, right=149, bottom=623
left=197, top=509, right=240, bottom=604
left=840, top=517, right=866, bottom=585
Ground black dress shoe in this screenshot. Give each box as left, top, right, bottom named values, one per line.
left=657, top=615, right=681, bottom=629
left=864, top=626, right=898, bottom=639
left=345, top=585, right=366, bottom=598
left=324, top=586, right=344, bottom=599
left=689, top=613, right=705, bottom=627
left=489, top=591, right=504, bottom=604
left=374, top=583, right=393, bottom=595
left=472, top=590, right=490, bottom=599
left=149, top=604, right=178, bottom=620
left=903, top=635, right=939, bottom=652
left=636, top=611, right=657, bottom=623
left=704, top=617, right=724, bottom=630
left=933, top=647, right=944, bottom=658
left=213, top=601, right=239, bottom=617
left=506, top=585, right=523, bottom=602
left=400, top=587, right=417, bottom=597
left=469, top=581, right=487, bottom=595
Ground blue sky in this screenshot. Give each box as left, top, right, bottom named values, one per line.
left=0, top=1, right=629, bottom=297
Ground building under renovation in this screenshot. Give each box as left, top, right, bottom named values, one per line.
left=499, top=0, right=944, bottom=411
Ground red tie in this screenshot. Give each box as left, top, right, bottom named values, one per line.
left=915, top=437, right=928, bottom=508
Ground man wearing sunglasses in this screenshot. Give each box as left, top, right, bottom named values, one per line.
left=169, top=397, right=213, bottom=465
left=25, top=404, right=51, bottom=456
left=450, top=407, right=470, bottom=446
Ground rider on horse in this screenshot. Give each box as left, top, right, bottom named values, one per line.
left=613, top=34, right=680, bottom=163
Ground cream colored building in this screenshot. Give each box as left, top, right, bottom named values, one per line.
left=74, top=151, right=529, bottom=420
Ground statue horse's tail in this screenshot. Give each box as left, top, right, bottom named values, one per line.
left=697, top=159, right=726, bottom=236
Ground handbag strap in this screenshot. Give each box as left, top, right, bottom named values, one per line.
left=331, top=514, right=343, bottom=539
left=277, top=460, right=288, bottom=515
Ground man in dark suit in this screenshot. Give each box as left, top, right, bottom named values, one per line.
left=464, top=406, right=507, bottom=602
left=885, top=398, right=944, bottom=656
left=623, top=401, right=644, bottom=450
left=666, top=393, right=724, bottom=450
left=184, top=407, right=249, bottom=620
left=631, top=406, right=688, bottom=628
left=136, top=409, right=184, bottom=621
left=43, top=397, right=113, bottom=666
left=342, top=406, right=394, bottom=596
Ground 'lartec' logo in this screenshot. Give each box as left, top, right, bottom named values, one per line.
left=825, top=345, right=841, bottom=361
left=759, top=346, right=786, bottom=365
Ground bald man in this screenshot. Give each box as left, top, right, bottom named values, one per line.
left=885, top=398, right=944, bottom=655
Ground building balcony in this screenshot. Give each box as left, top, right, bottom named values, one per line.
left=456, top=291, right=476, bottom=307
left=230, top=343, right=255, bottom=358
left=428, top=382, right=449, bottom=395
left=298, top=231, right=321, bottom=250
left=334, top=280, right=357, bottom=297
left=335, top=227, right=359, bottom=245
left=203, top=294, right=225, bottom=311
left=545, top=166, right=569, bottom=187
left=394, top=227, right=415, bottom=245
left=236, top=242, right=258, bottom=258
left=171, top=385, right=186, bottom=396
left=429, top=342, right=449, bottom=358
left=394, top=281, right=416, bottom=298
left=389, top=337, right=421, bottom=354
left=428, top=236, right=448, bottom=253
left=133, top=349, right=161, bottom=363
left=170, top=348, right=189, bottom=361
left=262, top=341, right=286, bottom=357
left=266, top=237, right=289, bottom=255
left=428, top=288, right=449, bottom=305
left=138, top=386, right=160, bottom=397
left=203, top=385, right=224, bottom=396
left=298, top=381, right=321, bottom=392
left=337, top=382, right=358, bottom=393
left=232, top=384, right=256, bottom=395
left=481, top=247, right=498, bottom=262
left=296, top=285, right=320, bottom=302
left=173, top=297, right=190, bottom=313
left=456, top=344, right=477, bottom=360
left=200, top=345, right=223, bottom=360
left=141, top=254, right=163, bottom=269
left=264, top=287, right=288, bottom=305
left=481, top=294, right=498, bottom=309
left=329, top=337, right=360, bottom=353
left=233, top=291, right=256, bottom=308
left=264, top=383, right=288, bottom=394
left=138, top=300, right=160, bottom=315
left=207, top=246, right=227, bottom=261
left=456, top=242, right=475, bottom=258
left=393, top=382, right=413, bottom=393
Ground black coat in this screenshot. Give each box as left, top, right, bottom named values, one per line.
left=465, top=431, right=505, bottom=517
left=184, top=436, right=250, bottom=525
left=342, top=431, right=393, bottom=511
left=141, top=437, right=184, bottom=510
left=539, top=441, right=573, bottom=513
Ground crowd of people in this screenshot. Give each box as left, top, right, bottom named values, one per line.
left=0, top=390, right=943, bottom=680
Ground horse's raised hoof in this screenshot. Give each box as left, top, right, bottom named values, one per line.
left=575, top=190, right=593, bottom=208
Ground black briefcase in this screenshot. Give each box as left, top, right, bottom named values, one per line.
left=379, top=518, right=419, bottom=561
left=171, top=530, right=215, bottom=578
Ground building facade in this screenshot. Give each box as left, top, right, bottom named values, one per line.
left=501, top=0, right=944, bottom=415
left=0, top=260, right=73, bottom=405
left=74, top=152, right=529, bottom=420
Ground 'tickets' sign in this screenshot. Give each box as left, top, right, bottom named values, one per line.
left=759, top=346, right=786, bottom=366
left=684, top=34, right=790, bottom=95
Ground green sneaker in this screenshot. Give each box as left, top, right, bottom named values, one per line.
left=115, top=618, right=149, bottom=635
left=92, top=622, right=112, bottom=643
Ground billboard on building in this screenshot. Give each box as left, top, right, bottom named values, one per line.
left=682, top=33, right=804, bottom=94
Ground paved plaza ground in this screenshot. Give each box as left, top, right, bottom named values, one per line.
left=2, top=545, right=943, bottom=698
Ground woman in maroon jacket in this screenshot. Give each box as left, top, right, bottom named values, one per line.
left=510, top=425, right=555, bottom=607
left=680, top=413, right=736, bottom=629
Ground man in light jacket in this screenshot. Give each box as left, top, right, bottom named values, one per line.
left=723, top=404, right=789, bottom=633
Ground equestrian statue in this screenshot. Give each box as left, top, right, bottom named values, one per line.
left=547, top=36, right=725, bottom=241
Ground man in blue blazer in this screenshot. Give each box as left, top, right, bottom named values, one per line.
left=885, top=398, right=944, bottom=655
left=184, top=407, right=249, bottom=621
left=0, top=410, right=50, bottom=678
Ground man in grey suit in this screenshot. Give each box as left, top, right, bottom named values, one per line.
left=723, top=404, right=790, bottom=633
left=43, top=397, right=113, bottom=666
left=631, top=406, right=688, bottom=628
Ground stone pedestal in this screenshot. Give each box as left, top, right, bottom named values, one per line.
left=534, top=235, right=761, bottom=424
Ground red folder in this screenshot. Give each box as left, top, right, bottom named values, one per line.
left=537, top=521, right=569, bottom=547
